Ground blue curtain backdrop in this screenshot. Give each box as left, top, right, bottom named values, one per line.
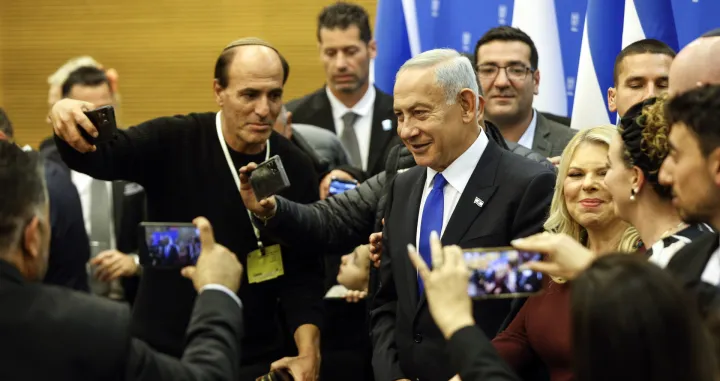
left=373, top=0, right=720, bottom=125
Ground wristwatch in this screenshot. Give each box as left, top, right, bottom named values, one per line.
left=130, top=254, right=143, bottom=276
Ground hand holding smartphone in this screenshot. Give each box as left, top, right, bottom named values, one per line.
left=79, top=105, right=117, bottom=144
left=249, top=155, right=291, bottom=201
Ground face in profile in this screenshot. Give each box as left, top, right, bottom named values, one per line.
left=319, top=25, right=376, bottom=94
left=214, top=47, right=284, bottom=149
left=609, top=53, right=672, bottom=117
left=476, top=40, right=538, bottom=126
left=393, top=67, right=477, bottom=172
left=604, top=132, right=635, bottom=221
left=660, top=123, right=720, bottom=223
left=337, top=245, right=371, bottom=291
left=563, top=142, right=618, bottom=229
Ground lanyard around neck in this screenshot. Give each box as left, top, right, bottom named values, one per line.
left=216, top=111, right=270, bottom=249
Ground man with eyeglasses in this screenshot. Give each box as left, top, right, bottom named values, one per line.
left=474, top=27, right=575, bottom=158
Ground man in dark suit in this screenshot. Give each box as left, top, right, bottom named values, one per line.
left=370, top=49, right=554, bottom=381
left=40, top=65, right=148, bottom=302
left=1, top=108, right=91, bottom=292
left=473, top=26, right=575, bottom=158
left=286, top=2, right=400, bottom=182
left=0, top=141, right=244, bottom=381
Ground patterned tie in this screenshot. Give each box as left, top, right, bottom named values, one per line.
left=418, top=173, right=447, bottom=294
left=340, top=111, right=362, bottom=168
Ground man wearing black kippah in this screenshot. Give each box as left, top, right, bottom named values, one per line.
left=49, top=38, right=324, bottom=381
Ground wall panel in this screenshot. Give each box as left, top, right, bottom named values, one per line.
left=0, top=0, right=377, bottom=146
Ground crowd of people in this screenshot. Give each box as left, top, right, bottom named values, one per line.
left=1, top=2, right=720, bottom=381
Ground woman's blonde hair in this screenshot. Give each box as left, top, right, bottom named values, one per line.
left=544, top=125, right=640, bottom=253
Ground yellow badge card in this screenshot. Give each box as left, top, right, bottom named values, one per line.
left=246, top=244, right=284, bottom=284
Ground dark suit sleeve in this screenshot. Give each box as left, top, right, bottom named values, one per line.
left=511, top=170, right=555, bottom=239
left=43, top=160, right=90, bottom=292
left=448, top=326, right=521, bottom=381
left=369, top=177, right=406, bottom=381
left=124, top=289, right=243, bottom=381
left=54, top=115, right=183, bottom=185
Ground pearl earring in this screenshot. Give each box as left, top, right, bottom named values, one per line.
left=630, top=189, right=636, bottom=201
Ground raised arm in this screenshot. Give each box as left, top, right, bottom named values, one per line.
left=50, top=99, right=184, bottom=185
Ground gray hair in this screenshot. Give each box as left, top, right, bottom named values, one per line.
left=397, top=49, right=481, bottom=104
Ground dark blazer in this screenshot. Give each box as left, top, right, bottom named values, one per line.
left=666, top=232, right=720, bottom=315
left=370, top=138, right=555, bottom=381
left=0, top=259, right=243, bottom=381
left=448, top=326, right=520, bottom=381
left=286, top=86, right=402, bottom=177
left=43, top=157, right=91, bottom=291
left=532, top=112, right=576, bottom=158
left=40, top=138, right=147, bottom=302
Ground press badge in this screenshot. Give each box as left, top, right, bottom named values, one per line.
left=247, top=244, right=285, bottom=283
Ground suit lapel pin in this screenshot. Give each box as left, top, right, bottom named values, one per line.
left=382, top=119, right=393, bottom=131
left=474, top=197, right=484, bottom=207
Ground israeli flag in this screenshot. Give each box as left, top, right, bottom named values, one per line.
left=570, top=0, right=678, bottom=130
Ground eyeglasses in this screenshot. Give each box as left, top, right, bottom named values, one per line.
left=477, top=64, right=534, bottom=81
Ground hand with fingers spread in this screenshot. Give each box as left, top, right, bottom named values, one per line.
left=407, top=231, right=475, bottom=339
left=49, top=98, right=99, bottom=153
left=238, top=162, right=277, bottom=220
left=90, top=251, right=139, bottom=281
left=180, top=217, right=243, bottom=293
left=511, top=232, right=594, bottom=281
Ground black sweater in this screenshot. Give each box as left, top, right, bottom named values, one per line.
left=55, top=112, right=324, bottom=365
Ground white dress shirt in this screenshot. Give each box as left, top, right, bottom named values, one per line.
left=325, top=86, right=376, bottom=171
left=703, top=240, right=720, bottom=286
left=71, top=170, right=117, bottom=249
left=517, top=109, right=538, bottom=150
left=416, top=130, right=489, bottom=250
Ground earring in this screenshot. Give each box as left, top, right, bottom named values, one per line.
left=630, top=189, right=636, bottom=201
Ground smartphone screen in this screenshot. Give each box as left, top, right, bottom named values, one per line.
left=139, top=223, right=201, bottom=268
left=464, top=248, right=543, bottom=299
left=329, top=179, right=358, bottom=196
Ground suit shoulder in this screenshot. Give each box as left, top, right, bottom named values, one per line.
left=498, top=150, right=556, bottom=183
left=392, top=165, right=424, bottom=188
left=285, top=88, right=325, bottom=113
left=546, top=118, right=577, bottom=140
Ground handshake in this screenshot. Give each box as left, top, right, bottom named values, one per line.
left=181, top=217, right=244, bottom=293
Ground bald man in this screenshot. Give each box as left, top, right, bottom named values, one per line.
left=668, top=32, right=720, bottom=95
left=49, top=39, right=324, bottom=381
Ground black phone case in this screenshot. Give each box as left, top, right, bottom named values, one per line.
left=249, top=155, right=291, bottom=201
left=79, top=105, right=117, bottom=144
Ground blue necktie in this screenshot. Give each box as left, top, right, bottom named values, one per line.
left=418, top=173, right=447, bottom=294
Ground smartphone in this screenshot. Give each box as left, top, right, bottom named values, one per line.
left=138, top=222, right=201, bottom=268
left=79, top=105, right=117, bottom=144
left=463, top=247, right=543, bottom=299
left=328, top=178, right=358, bottom=196
left=250, top=155, right=291, bottom=201
left=256, top=369, right=293, bottom=381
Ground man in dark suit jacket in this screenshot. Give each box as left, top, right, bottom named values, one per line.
left=370, top=49, right=554, bottom=381
left=0, top=141, right=244, bottom=381
left=40, top=137, right=147, bottom=303
left=1, top=108, right=90, bottom=292
left=473, top=27, right=575, bottom=158
left=286, top=2, right=400, bottom=180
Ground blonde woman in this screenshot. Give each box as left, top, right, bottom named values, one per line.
left=491, top=125, right=640, bottom=381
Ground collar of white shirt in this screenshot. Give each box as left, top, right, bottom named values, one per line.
left=517, top=109, right=538, bottom=150
left=424, top=129, right=489, bottom=194
left=325, top=85, right=376, bottom=119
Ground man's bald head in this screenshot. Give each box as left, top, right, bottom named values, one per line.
left=213, top=37, right=289, bottom=88
left=669, top=35, right=720, bottom=96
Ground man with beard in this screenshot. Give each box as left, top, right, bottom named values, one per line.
left=287, top=2, right=401, bottom=188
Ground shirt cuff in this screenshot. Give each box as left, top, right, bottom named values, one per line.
left=199, top=284, right=243, bottom=310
